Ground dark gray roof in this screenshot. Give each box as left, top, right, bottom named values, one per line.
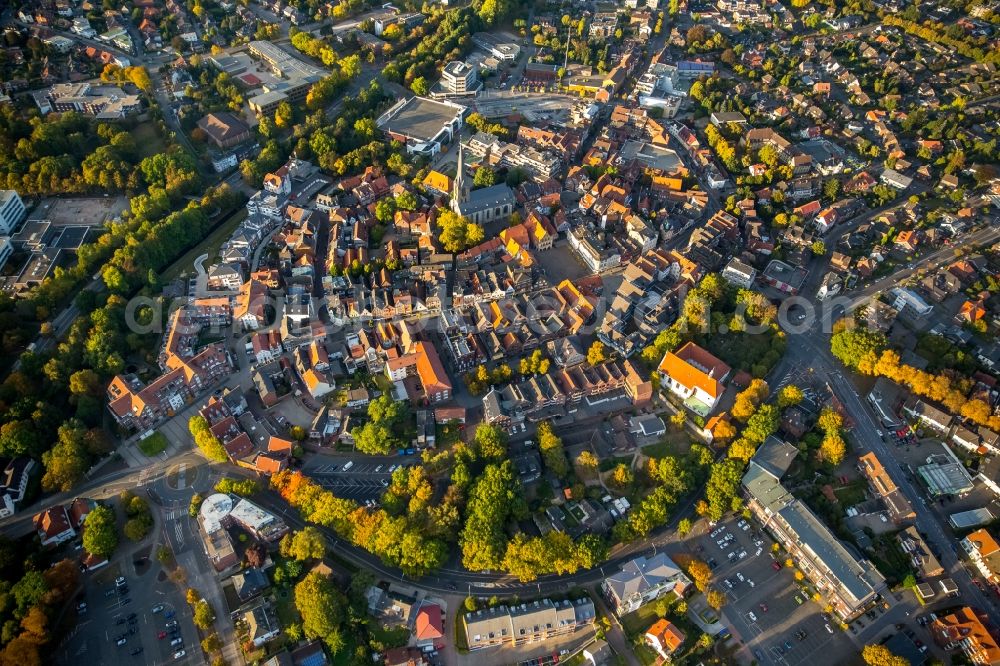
left=456, top=184, right=515, bottom=216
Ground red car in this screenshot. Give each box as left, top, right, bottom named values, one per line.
left=760, top=603, right=768, bottom=613
left=772, top=561, right=781, bottom=571
left=157, top=631, right=167, bottom=640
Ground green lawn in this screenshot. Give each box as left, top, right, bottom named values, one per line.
left=599, top=455, right=632, bottom=472
left=641, top=430, right=691, bottom=459
left=454, top=614, right=469, bottom=652
left=137, top=432, right=168, bottom=456
left=160, top=208, right=248, bottom=282
left=130, top=121, right=168, bottom=159
left=832, top=480, right=867, bottom=506
left=620, top=601, right=663, bottom=637
left=273, top=590, right=300, bottom=628
left=366, top=620, right=409, bottom=649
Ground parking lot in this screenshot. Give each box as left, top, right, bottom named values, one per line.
left=59, top=569, right=198, bottom=666
left=702, top=517, right=857, bottom=666
left=303, top=454, right=418, bottom=502
left=31, top=196, right=129, bottom=226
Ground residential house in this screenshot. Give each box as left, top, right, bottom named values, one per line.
left=464, top=597, right=596, bottom=650
left=601, top=554, right=692, bottom=616
left=34, top=505, right=75, bottom=547
left=644, top=619, right=686, bottom=659
left=962, top=529, right=1000, bottom=584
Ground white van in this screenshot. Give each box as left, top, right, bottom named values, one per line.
left=342, top=461, right=354, bottom=472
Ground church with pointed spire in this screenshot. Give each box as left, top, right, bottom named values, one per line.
left=450, top=141, right=516, bottom=225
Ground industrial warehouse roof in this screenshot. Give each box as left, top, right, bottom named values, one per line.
left=377, top=96, right=467, bottom=143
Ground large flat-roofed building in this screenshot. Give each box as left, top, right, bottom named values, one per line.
left=35, top=82, right=141, bottom=118
left=472, top=33, right=520, bottom=61
left=247, top=40, right=323, bottom=80
left=376, top=97, right=467, bottom=156
left=618, top=140, right=686, bottom=176
left=743, top=439, right=885, bottom=622
left=0, top=191, right=26, bottom=235
left=245, top=41, right=322, bottom=117
left=439, top=61, right=482, bottom=96
left=917, top=444, right=974, bottom=497
left=762, top=259, right=808, bottom=294
left=465, top=132, right=560, bottom=181
left=9, top=248, right=61, bottom=294
left=950, top=508, right=996, bottom=530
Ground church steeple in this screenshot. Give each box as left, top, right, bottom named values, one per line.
left=451, top=141, right=468, bottom=213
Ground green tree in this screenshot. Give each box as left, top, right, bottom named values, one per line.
left=41, top=420, right=89, bottom=492
left=295, top=571, right=347, bottom=653
left=830, top=327, right=887, bottom=375
left=411, top=76, right=429, bottom=96
left=82, top=505, right=118, bottom=558
left=189, top=415, right=229, bottom=462
left=436, top=209, right=484, bottom=253
left=537, top=422, right=568, bottom=478
left=375, top=197, right=397, bottom=224
left=473, top=166, right=496, bottom=188
left=279, top=527, right=326, bottom=561
left=351, top=395, right=410, bottom=455
left=274, top=101, right=294, bottom=129
left=193, top=600, right=216, bottom=629
left=475, top=423, right=509, bottom=460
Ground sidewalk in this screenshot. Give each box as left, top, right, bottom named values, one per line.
left=592, top=592, right=641, bottom=666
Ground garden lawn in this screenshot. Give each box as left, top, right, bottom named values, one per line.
left=138, top=432, right=168, bottom=456
left=620, top=601, right=663, bottom=638
left=366, top=620, right=409, bottom=649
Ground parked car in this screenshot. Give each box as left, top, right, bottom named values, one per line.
left=173, top=650, right=186, bottom=660
left=151, top=604, right=165, bottom=614
left=115, top=576, right=127, bottom=587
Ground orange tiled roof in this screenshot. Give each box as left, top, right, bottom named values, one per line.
left=414, top=342, right=451, bottom=394
left=932, top=607, right=1000, bottom=663
left=657, top=342, right=730, bottom=399
left=967, top=529, right=1000, bottom=557
left=646, top=618, right=685, bottom=652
